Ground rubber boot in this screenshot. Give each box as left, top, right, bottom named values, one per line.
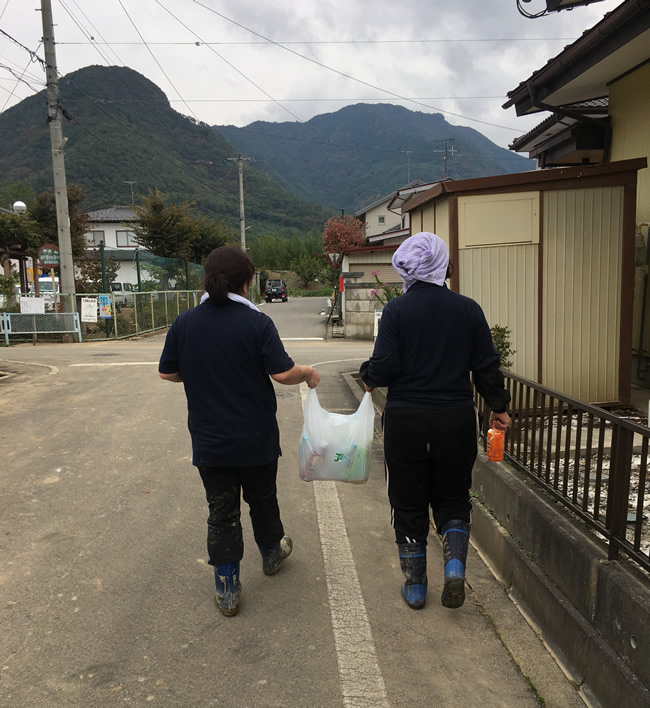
left=259, top=536, right=293, bottom=576
left=398, top=542, right=427, bottom=609
left=214, top=562, right=241, bottom=617
left=441, top=520, right=470, bottom=609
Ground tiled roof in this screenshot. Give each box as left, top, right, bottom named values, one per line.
left=87, top=206, right=138, bottom=222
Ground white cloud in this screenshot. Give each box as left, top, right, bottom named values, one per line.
left=0, top=0, right=622, bottom=146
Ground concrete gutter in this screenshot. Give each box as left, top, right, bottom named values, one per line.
left=345, top=376, right=650, bottom=708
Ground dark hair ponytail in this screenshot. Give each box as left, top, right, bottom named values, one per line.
left=204, top=246, right=255, bottom=305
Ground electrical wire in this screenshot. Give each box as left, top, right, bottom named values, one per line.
left=69, top=0, right=126, bottom=66
left=192, top=0, right=527, bottom=133
left=0, top=0, right=9, bottom=22
left=516, top=0, right=549, bottom=18
left=56, top=37, right=578, bottom=45
left=117, top=0, right=200, bottom=122
left=153, top=0, right=335, bottom=145
left=0, top=42, right=43, bottom=112
left=58, top=0, right=115, bottom=67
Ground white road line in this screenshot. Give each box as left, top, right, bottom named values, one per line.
left=300, top=384, right=389, bottom=708
left=69, top=362, right=158, bottom=367
left=0, top=358, right=59, bottom=375
left=281, top=337, right=324, bottom=341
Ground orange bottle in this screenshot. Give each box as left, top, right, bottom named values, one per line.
left=486, top=428, right=505, bottom=462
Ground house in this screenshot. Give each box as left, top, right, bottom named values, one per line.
left=84, top=206, right=140, bottom=285
left=399, top=158, right=646, bottom=405
left=503, top=0, right=650, bottom=385
left=341, top=181, right=439, bottom=339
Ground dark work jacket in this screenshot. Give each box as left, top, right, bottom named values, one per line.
left=159, top=300, right=294, bottom=467
left=359, top=281, right=510, bottom=412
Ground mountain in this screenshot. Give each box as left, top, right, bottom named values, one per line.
left=216, top=104, right=535, bottom=214
left=0, top=65, right=332, bottom=237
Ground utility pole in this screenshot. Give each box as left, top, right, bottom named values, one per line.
left=402, top=150, right=413, bottom=182
left=432, top=138, right=457, bottom=180
left=125, top=181, right=136, bottom=205
left=227, top=154, right=252, bottom=251
left=41, top=0, right=75, bottom=310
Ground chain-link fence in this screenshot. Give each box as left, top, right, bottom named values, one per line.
left=75, top=290, right=202, bottom=341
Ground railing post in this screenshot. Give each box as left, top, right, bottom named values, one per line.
left=606, top=423, right=633, bottom=561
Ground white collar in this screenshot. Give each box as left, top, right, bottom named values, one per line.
left=200, top=291, right=260, bottom=312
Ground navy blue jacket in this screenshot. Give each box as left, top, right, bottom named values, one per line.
left=360, top=281, right=510, bottom=412
left=159, top=300, right=294, bottom=467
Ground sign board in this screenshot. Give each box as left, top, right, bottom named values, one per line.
left=38, top=243, right=60, bottom=268
left=20, top=297, right=45, bottom=314
left=98, top=294, right=112, bottom=319
left=81, top=297, right=98, bottom=323
left=373, top=309, right=383, bottom=341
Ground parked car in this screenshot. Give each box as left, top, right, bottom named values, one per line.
left=265, top=279, right=288, bottom=303
left=110, top=282, right=135, bottom=307
left=30, top=276, right=60, bottom=310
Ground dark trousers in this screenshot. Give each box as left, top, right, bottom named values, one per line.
left=197, top=461, right=285, bottom=566
left=383, top=406, right=477, bottom=544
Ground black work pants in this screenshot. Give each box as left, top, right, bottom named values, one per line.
left=382, top=406, right=477, bottom=544
left=197, top=461, right=284, bottom=566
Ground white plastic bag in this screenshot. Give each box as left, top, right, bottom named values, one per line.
left=299, top=389, right=375, bottom=484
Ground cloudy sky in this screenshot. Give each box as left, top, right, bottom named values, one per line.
left=0, top=0, right=621, bottom=148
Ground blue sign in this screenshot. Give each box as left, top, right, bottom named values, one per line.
left=98, top=294, right=112, bottom=319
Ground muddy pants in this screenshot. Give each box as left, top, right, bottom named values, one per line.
left=382, top=406, right=477, bottom=544
left=198, top=461, right=285, bottom=565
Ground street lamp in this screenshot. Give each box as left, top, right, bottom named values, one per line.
left=11, top=201, right=28, bottom=293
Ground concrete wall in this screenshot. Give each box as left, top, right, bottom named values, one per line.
left=471, top=455, right=650, bottom=708
left=343, top=283, right=383, bottom=339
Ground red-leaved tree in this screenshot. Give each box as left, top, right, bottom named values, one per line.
left=323, top=215, right=365, bottom=258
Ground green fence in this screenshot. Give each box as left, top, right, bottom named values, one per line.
left=76, top=290, right=202, bottom=341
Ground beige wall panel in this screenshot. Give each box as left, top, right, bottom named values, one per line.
left=610, top=65, right=650, bottom=357
left=610, top=63, right=650, bottom=225
left=345, top=255, right=399, bottom=284
left=459, top=192, right=540, bottom=248
left=422, top=204, right=436, bottom=235
left=459, top=245, right=538, bottom=380
left=435, top=200, right=450, bottom=243
left=543, top=187, right=623, bottom=403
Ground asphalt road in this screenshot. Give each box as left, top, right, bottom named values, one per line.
left=0, top=298, right=582, bottom=707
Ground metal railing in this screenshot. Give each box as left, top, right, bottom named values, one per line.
left=1, top=311, right=82, bottom=344
left=475, top=372, right=650, bottom=574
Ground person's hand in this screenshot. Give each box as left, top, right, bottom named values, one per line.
left=305, top=367, right=320, bottom=389
left=363, top=382, right=374, bottom=392
left=489, top=411, right=511, bottom=431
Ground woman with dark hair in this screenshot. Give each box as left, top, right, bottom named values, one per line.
left=360, top=233, right=510, bottom=611
left=159, top=246, right=320, bottom=616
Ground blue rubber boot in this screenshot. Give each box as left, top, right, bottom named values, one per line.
left=398, top=542, right=427, bottom=609
left=214, top=562, right=241, bottom=616
left=441, top=520, right=470, bottom=609
left=259, top=536, right=293, bottom=576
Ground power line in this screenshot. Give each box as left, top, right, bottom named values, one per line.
left=56, top=37, right=578, bottom=45
left=192, top=0, right=527, bottom=134
left=153, top=0, right=335, bottom=145
left=0, top=0, right=10, bottom=21
left=69, top=0, right=127, bottom=66
left=61, top=95, right=509, bottom=103
left=58, top=0, right=115, bottom=67
left=117, top=0, right=200, bottom=122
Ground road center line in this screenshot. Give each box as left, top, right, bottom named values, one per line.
left=300, top=384, right=389, bottom=708
left=69, top=362, right=159, bottom=367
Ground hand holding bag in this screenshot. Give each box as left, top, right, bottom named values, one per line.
left=299, top=388, right=375, bottom=484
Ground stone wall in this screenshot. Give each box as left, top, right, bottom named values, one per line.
left=343, top=282, right=383, bottom=340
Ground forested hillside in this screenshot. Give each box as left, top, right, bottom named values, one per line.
left=217, top=104, right=534, bottom=213
left=0, top=65, right=332, bottom=238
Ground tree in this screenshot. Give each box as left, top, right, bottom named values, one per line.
left=30, top=183, right=89, bottom=258
left=323, top=215, right=365, bottom=256
left=0, top=211, right=43, bottom=277
left=290, top=253, right=324, bottom=288
left=189, top=217, right=236, bottom=263
left=75, top=252, right=119, bottom=293
left=131, top=188, right=196, bottom=261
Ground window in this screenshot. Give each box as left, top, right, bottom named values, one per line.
left=116, top=230, right=138, bottom=247
left=87, top=230, right=105, bottom=247
left=378, top=215, right=385, bottom=224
